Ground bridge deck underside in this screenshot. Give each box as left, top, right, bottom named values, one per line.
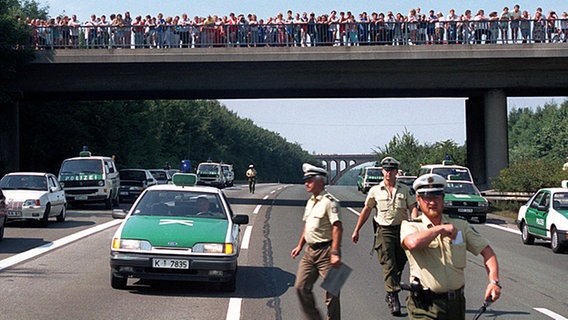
left=19, top=45, right=568, bottom=100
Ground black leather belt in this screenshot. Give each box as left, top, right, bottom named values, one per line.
left=308, top=241, right=332, bottom=250
left=430, top=286, right=465, bottom=300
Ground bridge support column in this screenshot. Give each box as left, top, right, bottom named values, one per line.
left=466, top=96, right=486, bottom=187
left=483, top=90, right=508, bottom=189
left=0, top=101, right=20, bottom=173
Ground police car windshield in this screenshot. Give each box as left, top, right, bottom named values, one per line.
left=431, top=168, right=472, bottom=181
left=367, top=169, right=382, bottom=176
left=132, top=190, right=226, bottom=219
left=60, top=159, right=103, bottom=174
left=198, top=164, right=219, bottom=173
left=445, top=182, right=479, bottom=195
left=0, top=175, right=47, bottom=191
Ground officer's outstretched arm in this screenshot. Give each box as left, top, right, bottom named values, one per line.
left=481, top=245, right=501, bottom=302
left=351, top=206, right=372, bottom=244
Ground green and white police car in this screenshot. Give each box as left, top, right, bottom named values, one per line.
left=357, top=166, right=383, bottom=194
left=443, top=180, right=489, bottom=223
left=110, top=173, right=249, bottom=291
left=517, top=187, right=568, bottom=253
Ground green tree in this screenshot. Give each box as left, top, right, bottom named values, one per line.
left=19, top=99, right=318, bottom=183
left=374, top=129, right=465, bottom=175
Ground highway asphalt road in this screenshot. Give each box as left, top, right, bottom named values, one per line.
left=0, top=183, right=566, bottom=320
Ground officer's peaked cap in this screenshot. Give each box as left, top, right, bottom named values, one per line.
left=302, top=163, right=327, bottom=180
left=381, top=156, right=400, bottom=170
left=413, top=174, right=447, bottom=196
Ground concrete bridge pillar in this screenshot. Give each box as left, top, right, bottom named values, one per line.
left=466, top=90, right=508, bottom=190
left=484, top=89, right=509, bottom=188
left=0, top=101, right=20, bottom=173
left=466, top=96, right=486, bottom=187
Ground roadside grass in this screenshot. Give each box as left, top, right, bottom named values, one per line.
left=489, top=200, right=523, bottom=219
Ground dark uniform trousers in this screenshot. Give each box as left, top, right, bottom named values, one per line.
left=375, top=225, right=407, bottom=293
left=295, top=244, right=340, bottom=320
left=406, top=289, right=466, bottom=320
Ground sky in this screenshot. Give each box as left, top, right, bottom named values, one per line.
left=42, top=0, right=567, bottom=155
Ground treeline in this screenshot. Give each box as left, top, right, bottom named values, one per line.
left=19, top=100, right=318, bottom=183
left=493, top=100, right=568, bottom=191
left=362, top=101, right=568, bottom=192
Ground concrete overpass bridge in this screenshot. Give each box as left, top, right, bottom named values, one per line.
left=5, top=44, right=568, bottom=187
left=313, top=154, right=377, bottom=185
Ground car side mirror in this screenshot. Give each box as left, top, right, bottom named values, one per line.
left=112, top=209, right=128, bottom=219
left=50, top=186, right=58, bottom=192
left=232, top=214, right=249, bottom=225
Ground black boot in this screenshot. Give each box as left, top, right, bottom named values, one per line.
left=385, top=292, right=401, bottom=316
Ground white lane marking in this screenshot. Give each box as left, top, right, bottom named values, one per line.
left=270, top=190, right=276, bottom=194
left=225, top=298, right=242, bottom=320
left=241, top=226, right=252, bottom=250
left=347, top=207, right=361, bottom=216
left=0, top=219, right=122, bottom=271
left=485, top=223, right=521, bottom=235
left=534, top=308, right=568, bottom=320
left=226, top=203, right=259, bottom=319
left=262, top=195, right=269, bottom=200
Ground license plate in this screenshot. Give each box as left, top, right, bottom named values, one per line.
left=458, top=208, right=474, bottom=213
left=7, top=210, right=22, bottom=217
left=152, top=258, right=189, bottom=269
left=119, top=191, right=129, bottom=195
left=75, top=195, right=88, bottom=201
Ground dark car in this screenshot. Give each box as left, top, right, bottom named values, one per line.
left=118, top=169, right=158, bottom=203
left=149, top=169, right=172, bottom=185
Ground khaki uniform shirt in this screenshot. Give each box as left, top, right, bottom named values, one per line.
left=400, top=214, right=489, bottom=293
left=365, top=181, right=416, bottom=226
left=303, top=190, right=341, bottom=244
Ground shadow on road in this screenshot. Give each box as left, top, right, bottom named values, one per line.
left=125, top=266, right=295, bottom=298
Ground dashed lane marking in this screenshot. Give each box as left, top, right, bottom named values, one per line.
left=241, top=226, right=252, bottom=250
left=534, top=308, right=568, bottom=320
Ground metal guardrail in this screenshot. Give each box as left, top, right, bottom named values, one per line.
left=481, top=191, right=532, bottom=203
left=26, top=19, right=568, bottom=50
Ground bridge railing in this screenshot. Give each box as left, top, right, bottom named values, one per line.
left=27, top=19, right=567, bottom=50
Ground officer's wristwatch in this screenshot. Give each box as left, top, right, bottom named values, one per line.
left=330, top=250, right=341, bottom=257
left=489, top=280, right=502, bottom=288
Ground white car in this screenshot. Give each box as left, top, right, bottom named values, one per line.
left=516, top=187, right=568, bottom=253
left=0, top=172, right=67, bottom=227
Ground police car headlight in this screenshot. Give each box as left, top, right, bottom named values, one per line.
left=98, top=180, right=105, bottom=186
left=478, top=202, right=489, bottom=207
left=112, top=238, right=152, bottom=251
left=129, top=186, right=144, bottom=191
left=24, top=199, right=40, bottom=206
left=192, top=243, right=233, bottom=254
left=444, top=200, right=453, bottom=206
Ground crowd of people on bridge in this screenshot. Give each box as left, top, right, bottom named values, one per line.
left=24, top=4, right=568, bottom=49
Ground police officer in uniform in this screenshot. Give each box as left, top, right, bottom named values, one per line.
left=401, top=174, right=501, bottom=320
left=291, top=163, right=343, bottom=320
left=351, top=156, right=418, bottom=316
